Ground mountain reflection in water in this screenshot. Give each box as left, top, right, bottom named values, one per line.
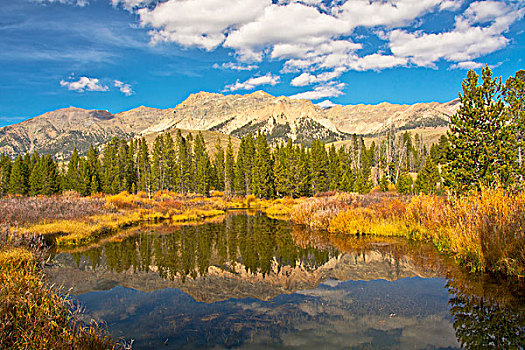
left=46, top=212, right=525, bottom=349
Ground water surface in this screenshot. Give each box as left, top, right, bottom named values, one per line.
left=47, top=212, right=525, bottom=349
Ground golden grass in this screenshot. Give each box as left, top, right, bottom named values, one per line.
left=290, top=188, right=525, bottom=277
left=0, top=245, right=116, bottom=349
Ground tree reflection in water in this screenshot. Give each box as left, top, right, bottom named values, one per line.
left=63, top=212, right=524, bottom=349
left=70, top=212, right=336, bottom=282
left=448, top=283, right=525, bottom=349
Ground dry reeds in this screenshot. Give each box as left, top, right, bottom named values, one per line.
left=290, top=188, right=525, bottom=277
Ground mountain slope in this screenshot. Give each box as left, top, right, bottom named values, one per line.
left=0, top=91, right=459, bottom=159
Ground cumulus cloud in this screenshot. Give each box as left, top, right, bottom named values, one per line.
left=32, top=0, right=89, bottom=6
left=450, top=61, right=484, bottom=70
left=116, top=0, right=524, bottom=98
left=289, top=83, right=345, bottom=100
left=114, top=80, right=135, bottom=96
left=389, top=1, right=524, bottom=67
left=224, top=73, right=280, bottom=91
left=316, top=100, right=339, bottom=108
left=213, top=62, right=258, bottom=71
left=291, top=70, right=342, bottom=86
left=137, top=0, right=270, bottom=50
left=60, top=77, right=108, bottom=92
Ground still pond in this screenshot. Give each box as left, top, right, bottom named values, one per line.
left=46, top=212, right=525, bottom=349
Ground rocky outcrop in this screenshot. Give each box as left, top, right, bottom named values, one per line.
left=0, top=91, right=459, bottom=159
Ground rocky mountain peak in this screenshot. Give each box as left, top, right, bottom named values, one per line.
left=0, top=91, right=459, bottom=159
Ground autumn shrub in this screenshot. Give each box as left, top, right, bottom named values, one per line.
left=246, top=194, right=257, bottom=208
left=0, top=195, right=106, bottom=226
left=291, top=189, right=525, bottom=277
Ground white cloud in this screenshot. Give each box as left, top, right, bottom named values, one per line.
left=111, top=0, right=154, bottom=11
left=389, top=1, right=524, bottom=67
left=224, top=73, right=280, bottom=91
left=114, top=80, right=135, bottom=96
left=224, top=3, right=349, bottom=55
left=335, top=0, right=444, bottom=28
left=60, top=77, right=108, bottom=92
left=138, top=0, right=270, bottom=50
left=291, top=70, right=342, bottom=86
left=32, top=0, right=89, bottom=6
left=439, top=0, right=464, bottom=11
left=118, top=0, right=523, bottom=99
left=213, top=62, right=258, bottom=71
left=316, top=100, right=339, bottom=108
left=289, top=83, right=345, bottom=100
left=450, top=61, right=484, bottom=70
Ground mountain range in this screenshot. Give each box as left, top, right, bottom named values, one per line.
left=0, top=91, right=459, bottom=160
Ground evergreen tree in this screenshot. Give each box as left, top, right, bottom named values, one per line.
left=101, top=138, right=120, bottom=194
left=379, top=174, right=389, bottom=192
left=396, top=172, right=413, bottom=195
left=65, top=147, right=80, bottom=192
left=214, top=136, right=225, bottom=191
left=295, top=144, right=311, bottom=197
left=414, top=157, right=441, bottom=195
left=136, top=138, right=151, bottom=196
left=327, top=144, right=340, bottom=190
left=225, top=137, right=235, bottom=196
left=445, top=66, right=515, bottom=191
left=86, top=144, right=101, bottom=194
left=252, top=132, right=273, bottom=198
left=176, top=130, right=192, bottom=193
left=163, top=133, right=178, bottom=191
left=152, top=135, right=167, bottom=193
left=234, top=138, right=247, bottom=196
left=9, top=155, right=28, bottom=195
left=504, top=70, right=525, bottom=183
left=40, top=155, right=59, bottom=195
left=194, top=132, right=211, bottom=195
left=0, top=154, right=12, bottom=196
left=310, top=139, right=328, bottom=194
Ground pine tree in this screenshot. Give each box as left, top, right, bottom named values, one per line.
left=252, top=132, right=273, bottom=198
left=9, top=155, right=28, bottom=195
left=225, top=137, right=235, bottom=196
left=86, top=144, right=100, bottom=195
left=65, top=147, right=80, bottom=192
left=136, top=138, right=151, bottom=196
left=445, top=66, right=515, bottom=191
left=414, top=157, right=441, bottom=195
left=310, top=139, right=328, bottom=194
left=40, top=155, right=59, bottom=195
left=194, top=132, right=210, bottom=195
left=504, top=70, right=525, bottom=184
left=151, top=135, right=167, bottom=193
left=0, top=154, right=12, bottom=196
left=101, top=138, right=120, bottom=194
left=327, top=144, right=340, bottom=190
left=214, top=136, right=225, bottom=191
left=396, top=172, right=413, bottom=195
left=379, top=174, right=389, bottom=192
left=234, top=138, right=246, bottom=196
left=176, top=130, right=192, bottom=193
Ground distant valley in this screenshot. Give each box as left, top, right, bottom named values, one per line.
left=0, top=91, right=459, bottom=159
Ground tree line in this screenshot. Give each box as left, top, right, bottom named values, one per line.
left=0, top=66, right=522, bottom=197
left=0, top=127, right=442, bottom=198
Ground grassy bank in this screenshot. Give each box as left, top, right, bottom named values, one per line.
left=290, top=189, right=525, bottom=277
left=6, top=191, right=299, bottom=248
left=0, top=230, right=119, bottom=349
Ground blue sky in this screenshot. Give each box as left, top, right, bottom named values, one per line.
left=0, top=0, right=524, bottom=126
